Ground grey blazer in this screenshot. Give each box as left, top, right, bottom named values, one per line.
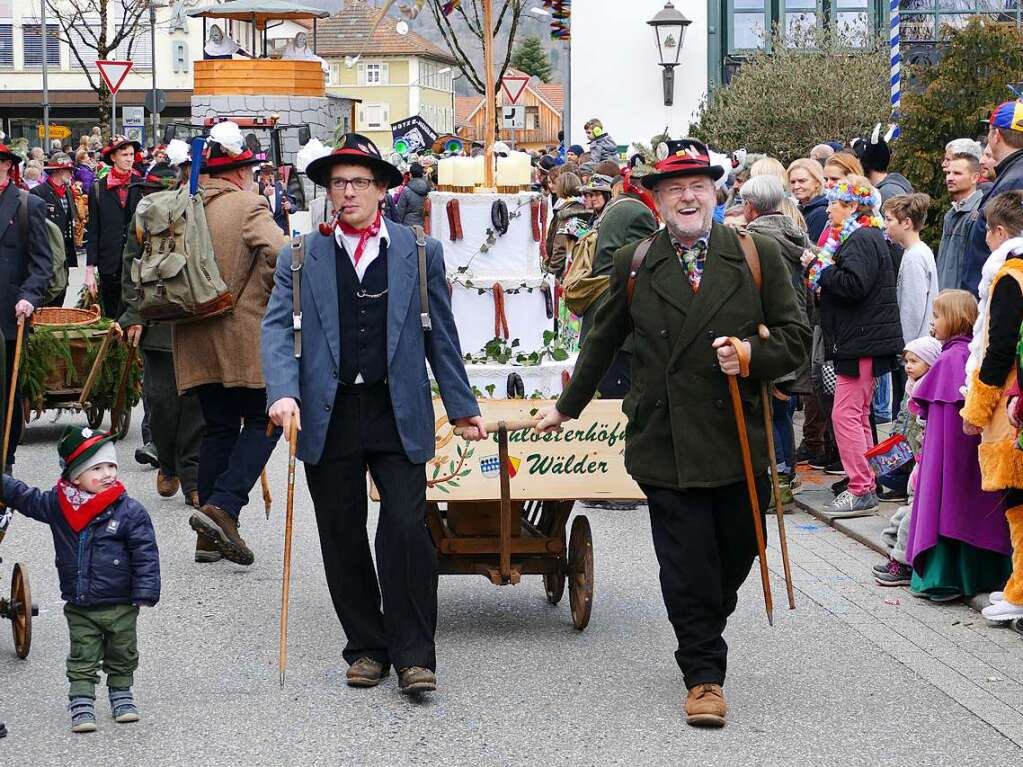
left=261, top=222, right=479, bottom=465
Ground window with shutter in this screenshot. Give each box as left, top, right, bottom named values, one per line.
left=361, top=103, right=388, bottom=130
left=22, top=23, right=60, bottom=68
left=67, top=20, right=100, bottom=68
left=0, top=24, right=12, bottom=67
left=357, top=62, right=366, bottom=85
left=116, top=25, right=152, bottom=70
left=380, top=62, right=389, bottom=85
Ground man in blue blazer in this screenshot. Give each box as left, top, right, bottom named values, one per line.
left=258, top=163, right=297, bottom=236
left=261, top=134, right=485, bottom=696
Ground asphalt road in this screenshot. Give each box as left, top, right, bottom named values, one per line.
left=3, top=407, right=1023, bottom=765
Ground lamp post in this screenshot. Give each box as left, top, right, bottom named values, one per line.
left=41, top=0, right=50, bottom=149
left=647, top=1, right=691, bottom=108
left=150, top=1, right=159, bottom=147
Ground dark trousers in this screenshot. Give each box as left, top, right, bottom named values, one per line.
left=800, top=392, right=829, bottom=455
left=3, top=337, right=23, bottom=468
left=771, top=394, right=795, bottom=471
left=596, top=350, right=632, bottom=399
left=304, top=383, right=437, bottom=672
left=642, top=475, right=769, bottom=689
left=99, top=270, right=122, bottom=321
left=195, top=384, right=278, bottom=518
left=144, top=351, right=203, bottom=493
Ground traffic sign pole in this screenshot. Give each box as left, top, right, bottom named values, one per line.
left=112, top=91, right=117, bottom=136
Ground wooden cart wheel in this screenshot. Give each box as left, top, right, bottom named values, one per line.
left=543, top=561, right=566, bottom=605
left=10, top=563, right=31, bottom=659
left=111, top=402, right=132, bottom=441
left=568, top=515, right=594, bottom=631
left=85, top=403, right=105, bottom=430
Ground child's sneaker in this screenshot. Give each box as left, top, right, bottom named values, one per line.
left=989, top=591, right=1005, bottom=604
left=108, top=687, right=140, bottom=723
left=874, top=558, right=912, bottom=586
left=983, top=600, right=1023, bottom=621
left=69, top=697, right=97, bottom=733
left=873, top=560, right=893, bottom=575
left=830, top=490, right=879, bottom=517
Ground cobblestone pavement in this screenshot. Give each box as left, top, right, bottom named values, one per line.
left=2, top=415, right=1023, bottom=764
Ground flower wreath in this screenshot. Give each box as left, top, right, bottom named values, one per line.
left=805, top=211, right=883, bottom=289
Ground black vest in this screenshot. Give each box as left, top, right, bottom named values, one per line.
left=336, top=238, right=389, bottom=385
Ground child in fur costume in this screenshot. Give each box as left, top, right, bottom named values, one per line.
left=961, top=190, right=1023, bottom=620
left=2, top=426, right=160, bottom=731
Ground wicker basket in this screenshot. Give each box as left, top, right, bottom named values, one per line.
left=32, top=305, right=102, bottom=327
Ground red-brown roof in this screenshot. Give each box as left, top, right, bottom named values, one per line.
left=316, top=0, right=457, bottom=63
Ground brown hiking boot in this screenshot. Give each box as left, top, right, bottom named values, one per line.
left=398, top=666, right=436, bottom=694
left=685, top=683, right=727, bottom=727
left=346, top=657, right=388, bottom=688
left=194, top=529, right=222, bottom=563
left=189, top=504, right=254, bottom=566
left=156, top=471, right=180, bottom=498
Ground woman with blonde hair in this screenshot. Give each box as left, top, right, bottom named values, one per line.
left=788, top=157, right=829, bottom=242
left=750, top=156, right=789, bottom=190
left=545, top=171, right=591, bottom=278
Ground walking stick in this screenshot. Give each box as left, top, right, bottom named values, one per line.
left=278, top=420, right=298, bottom=687
left=261, top=470, right=272, bottom=520
left=760, top=383, right=797, bottom=611
left=2, top=317, right=26, bottom=472
left=723, top=336, right=774, bottom=626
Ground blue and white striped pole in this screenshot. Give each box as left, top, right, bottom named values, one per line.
left=890, top=0, right=901, bottom=139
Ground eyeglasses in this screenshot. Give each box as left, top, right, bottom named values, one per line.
left=659, top=182, right=713, bottom=199
left=330, top=177, right=375, bottom=191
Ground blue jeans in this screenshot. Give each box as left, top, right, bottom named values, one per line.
left=195, top=384, right=280, bottom=518
left=771, top=392, right=795, bottom=474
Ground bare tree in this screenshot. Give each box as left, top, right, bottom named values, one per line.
left=424, top=0, right=526, bottom=138
left=44, top=0, right=152, bottom=136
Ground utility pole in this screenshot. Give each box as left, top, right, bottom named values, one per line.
left=41, top=0, right=50, bottom=150
left=150, top=1, right=158, bottom=146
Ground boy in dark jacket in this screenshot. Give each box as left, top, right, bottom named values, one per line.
left=2, top=426, right=160, bottom=733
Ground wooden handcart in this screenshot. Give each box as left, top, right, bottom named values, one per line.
left=22, top=306, right=137, bottom=439
left=420, top=399, right=642, bottom=631
left=0, top=519, right=35, bottom=659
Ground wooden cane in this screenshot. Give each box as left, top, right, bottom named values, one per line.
left=279, top=420, right=298, bottom=687
left=761, top=383, right=797, bottom=611
left=724, top=336, right=774, bottom=626
left=261, top=470, right=272, bottom=520
left=2, top=317, right=26, bottom=472
left=453, top=418, right=539, bottom=436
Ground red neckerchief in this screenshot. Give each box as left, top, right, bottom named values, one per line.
left=48, top=176, right=67, bottom=197
left=339, top=210, right=382, bottom=266
left=56, top=480, right=126, bottom=533
left=107, top=167, right=134, bottom=206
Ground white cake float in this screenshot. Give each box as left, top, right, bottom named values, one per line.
left=427, top=173, right=576, bottom=400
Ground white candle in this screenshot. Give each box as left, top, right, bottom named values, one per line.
left=438, top=157, right=454, bottom=187
left=513, top=151, right=531, bottom=186
left=470, top=155, right=485, bottom=186
left=495, top=155, right=512, bottom=186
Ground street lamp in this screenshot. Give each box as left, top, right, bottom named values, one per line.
left=647, top=1, right=691, bottom=107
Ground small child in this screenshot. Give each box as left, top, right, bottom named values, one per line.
left=2, top=426, right=160, bottom=732
left=961, top=190, right=1023, bottom=621
left=874, top=335, right=940, bottom=586
left=904, top=290, right=1010, bottom=601
left=883, top=193, right=939, bottom=347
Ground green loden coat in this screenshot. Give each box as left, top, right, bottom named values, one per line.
left=557, top=222, right=810, bottom=491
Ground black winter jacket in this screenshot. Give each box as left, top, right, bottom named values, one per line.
left=817, top=225, right=902, bottom=375
left=2, top=476, right=161, bottom=607
left=0, top=184, right=52, bottom=339
left=31, top=180, right=78, bottom=267
left=85, top=176, right=142, bottom=276
left=800, top=195, right=829, bottom=244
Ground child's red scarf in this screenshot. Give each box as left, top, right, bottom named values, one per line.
left=56, top=480, right=125, bottom=533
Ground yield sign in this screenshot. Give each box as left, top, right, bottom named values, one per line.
left=500, top=75, right=530, bottom=105
left=96, top=60, right=133, bottom=94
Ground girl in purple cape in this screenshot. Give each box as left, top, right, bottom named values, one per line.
left=906, top=290, right=1013, bottom=601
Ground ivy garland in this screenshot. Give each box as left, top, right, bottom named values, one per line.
left=462, top=331, right=571, bottom=367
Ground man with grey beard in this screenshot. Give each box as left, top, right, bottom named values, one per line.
left=535, top=139, right=808, bottom=728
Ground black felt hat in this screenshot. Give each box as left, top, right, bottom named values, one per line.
left=305, top=133, right=403, bottom=189
left=641, top=138, right=725, bottom=189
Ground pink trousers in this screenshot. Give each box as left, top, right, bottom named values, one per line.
left=832, top=357, right=876, bottom=496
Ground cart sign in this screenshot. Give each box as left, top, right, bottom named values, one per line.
left=96, top=60, right=133, bottom=94
left=427, top=399, right=643, bottom=501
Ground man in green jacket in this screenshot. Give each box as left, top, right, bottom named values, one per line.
left=119, top=163, right=205, bottom=542
left=536, top=139, right=808, bottom=728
